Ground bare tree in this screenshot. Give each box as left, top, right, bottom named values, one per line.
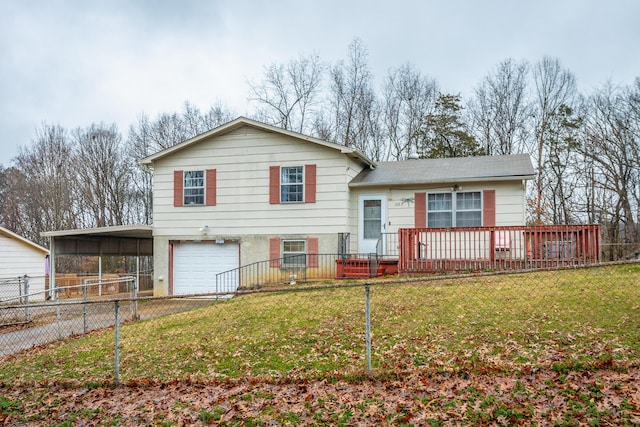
left=468, top=58, right=530, bottom=155
left=74, top=123, right=133, bottom=227
left=0, top=167, right=23, bottom=232
left=127, top=113, right=155, bottom=224
left=530, top=57, right=579, bottom=224
left=580, top=82, right=639, bottom=259
left=381, top=63, right=438, bottom=160
left=326, top=38, right=379, bottom=156
left=7, top=124, right=78, bottom=244
left=248, top=53, right=324, bottom=134
left=0, top=165, right=6, bottom=224
left=544, top=104, right=583, bottom=224
left=200, top=101, right=235, bottom=131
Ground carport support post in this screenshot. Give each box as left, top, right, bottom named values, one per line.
left=50, top=236, right=62, bottom=340
left=49, top=236, right=56, bottom=299
left=365, top=282, right=372, bottom=376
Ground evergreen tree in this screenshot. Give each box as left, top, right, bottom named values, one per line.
left=416, top=93, right=484, bottom=158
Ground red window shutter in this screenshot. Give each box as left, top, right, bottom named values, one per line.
left=305, top=164, right=316, bottom=203
left=173, top=170, right=183, bottom=207
left=269, top=166, right=280, bottom=204
left=206, top=169, right=216, bottom=206
left=414, top=192, right=426, bottom=228
left=307, top=237, right=319, bottom=267
left=483, top=190, right=496, bottom=226
left=269, top=237, right=281, bottom=267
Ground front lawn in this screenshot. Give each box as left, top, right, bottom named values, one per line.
left=1, top=264, right=639, bottom=425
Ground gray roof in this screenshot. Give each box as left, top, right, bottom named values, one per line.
left=349, top=154, right=535, bottom=187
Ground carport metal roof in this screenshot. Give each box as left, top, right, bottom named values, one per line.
left=41, top=225, right=153, bottom=256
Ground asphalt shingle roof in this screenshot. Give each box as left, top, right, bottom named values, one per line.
left=349, top=154, right=535, bottom=187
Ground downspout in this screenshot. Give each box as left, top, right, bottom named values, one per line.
left=345, top=163, right=351, bottom=252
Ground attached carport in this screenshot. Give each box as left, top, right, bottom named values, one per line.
left=41, top=225, right=153, bottom=293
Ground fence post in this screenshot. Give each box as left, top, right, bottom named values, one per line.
left=56, top=284, right=62, bottom=340
left=83, top=279, right=88, bottom=333
left=130, top=277, right=138, bottom=321
left=365, top=282, right=372, bottom=376
left=23, top=275, right=30, bottom=323
left=114, top=300, right=120, bottom=387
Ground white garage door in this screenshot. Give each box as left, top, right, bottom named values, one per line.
left=173, top=242, right=239, bottom=295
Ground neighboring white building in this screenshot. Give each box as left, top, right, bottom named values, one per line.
left=0, top=227, right=49, bottom=301
left=141, top=117, right=535, bottom=296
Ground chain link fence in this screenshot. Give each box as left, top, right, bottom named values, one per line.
left=0, top=275, right=33, bottom=305
left=0, top=277, right=216, bottom=357
left=1, top=261, right=639, bottom=386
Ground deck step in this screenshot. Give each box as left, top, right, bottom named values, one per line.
left=335, top=259, right=399, bottom=279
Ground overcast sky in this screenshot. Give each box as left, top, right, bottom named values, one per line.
left=1, top=0, right=638, bottom=166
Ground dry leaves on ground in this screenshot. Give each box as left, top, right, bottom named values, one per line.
left=2, top=366, right=639, bottom=426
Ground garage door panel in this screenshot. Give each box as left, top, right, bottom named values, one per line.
left=173, top=242, right=239, bottom=295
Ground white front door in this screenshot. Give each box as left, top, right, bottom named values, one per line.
left=358, top=195, right=386, bottom=254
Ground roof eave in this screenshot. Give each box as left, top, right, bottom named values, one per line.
left=139, top=116, right=375, bottom=168
left=0, top=227, right=49, bottom=254
left=41, top=225, right=154, bottom=239
left=349, top=174, right=535, bottom=188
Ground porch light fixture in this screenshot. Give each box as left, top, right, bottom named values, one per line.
left=199, top=225, right=209, bottom=235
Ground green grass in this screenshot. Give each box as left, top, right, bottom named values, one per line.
left=1, top=264, right=639, bottom=386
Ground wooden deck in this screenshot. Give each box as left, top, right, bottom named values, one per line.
left=398, top=225, right=601, bottom=274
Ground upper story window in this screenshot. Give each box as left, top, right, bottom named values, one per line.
left=173, top=169, right=215, bottom=207
left=269, top=164, right=315, bottom=205
left=281, top=166, right=304, bottom=203
left=184, top=170, right=205, bottom=205
left=427, top=191, right=481, bottom=227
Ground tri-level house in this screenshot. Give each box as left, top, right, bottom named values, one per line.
left=136, top=117, right=599, bottom=296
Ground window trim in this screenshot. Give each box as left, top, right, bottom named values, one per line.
left=426, top=191, right=482, bottom=228
left=183, top=170, right=205, bottom=206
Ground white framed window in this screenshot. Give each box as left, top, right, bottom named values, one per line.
left=281, top=166, right=303, bottom=203
left=427, top=191, right=481, bottom=227
left=184, top=170, right=205, bottom=205
left=427, top=193, right=453, bottom=228
left=282, top=240, right=306, bottom=266
left=455, top=191, right=482, bottom=227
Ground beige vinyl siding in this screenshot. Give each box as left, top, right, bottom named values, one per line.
left=152, top=127, right=361, bottom=237
left=349, top=180, right=527, bottom=253
left=0, top=234, right=47, bottom=300
left=150, top=126, right=368, bottom=294
left=493, top=181, right=527, bottom=225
